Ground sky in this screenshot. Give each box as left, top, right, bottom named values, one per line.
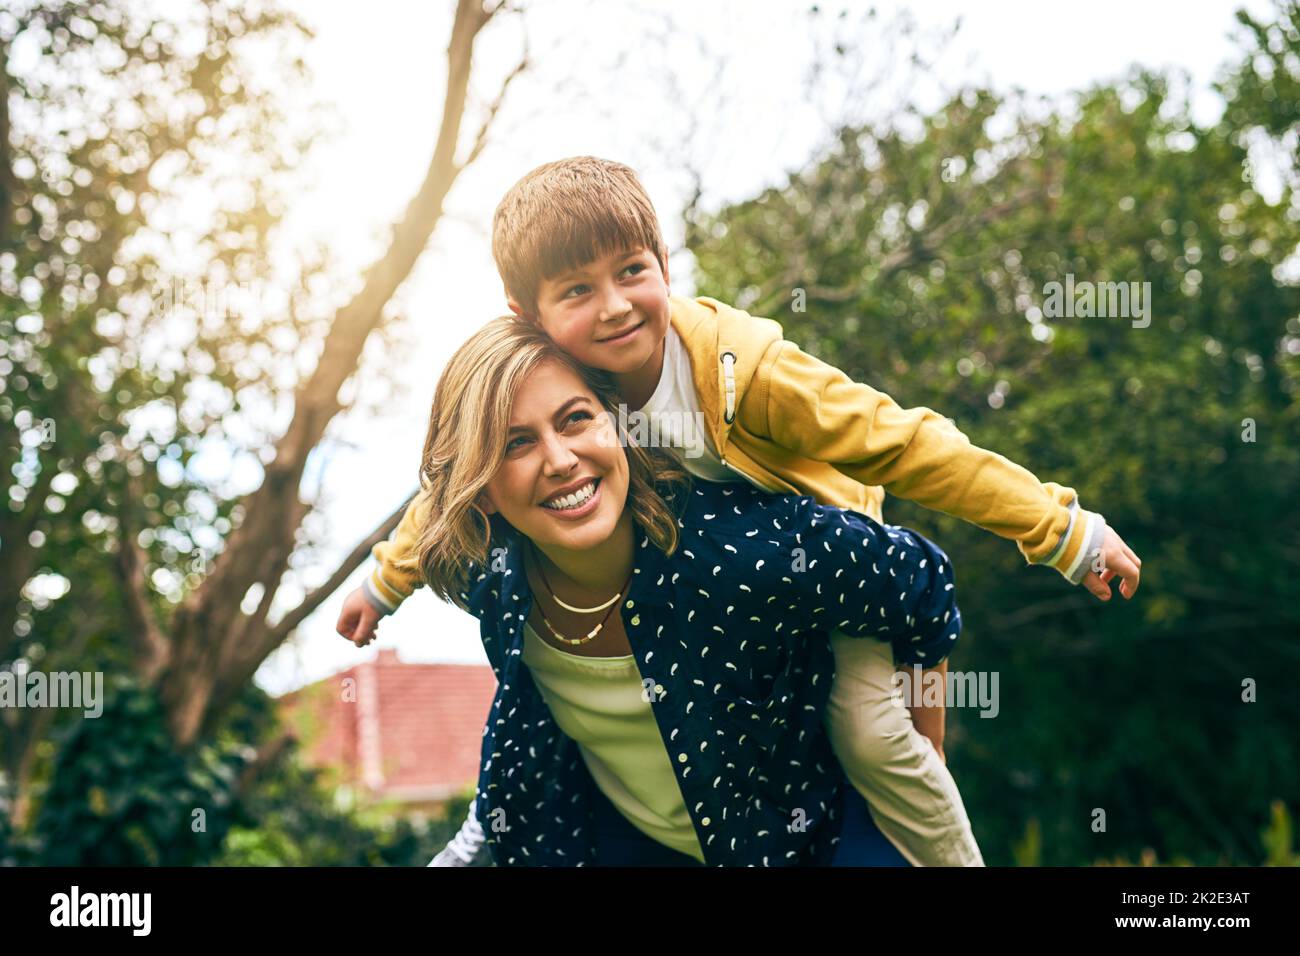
left=252, top=0, right=1277, bottom=696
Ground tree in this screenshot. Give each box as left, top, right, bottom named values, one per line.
left=1, top=0, right=527, bottom=834
left=687, top=5, right=1300, bottom=863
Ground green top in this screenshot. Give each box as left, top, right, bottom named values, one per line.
left=521, top=621, right=706, bottom=863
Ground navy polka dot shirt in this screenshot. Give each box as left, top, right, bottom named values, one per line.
left=463, top=480, right=961, bottom=866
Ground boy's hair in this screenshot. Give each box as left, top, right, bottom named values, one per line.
left=491, top=156, right=668, bottom=317
left=407, top=316, right=688, bottom=607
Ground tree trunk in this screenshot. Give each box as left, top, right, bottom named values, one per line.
left=152, top=0, right=516, bottom=747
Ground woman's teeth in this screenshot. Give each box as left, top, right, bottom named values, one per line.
left=542, top=480, right=597, bottom=511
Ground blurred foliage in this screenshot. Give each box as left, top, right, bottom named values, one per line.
left=0, top=0, right=323, bottom=635
left=689, top=1, right=1300, bottom=865
left=1220, top=2, right=1300, bottom=157
left=32, top=676, right=246, bottom=865
left=215, top=782, right=476, bottom=868
left=17, top=673, right=457, bottom=866
left=214, top=688, right=465, bottom=868
left=0, top=0, right=322, bottom=835
left=0, top=781, right=20, bottom=865
left=0, top=0, right=461, bottom=867
left=1089, top=801, right=1297, bottom=866
left=1012, top=816, right=1042, bottom=868
left=1260, top=798, right=1297, bottom=865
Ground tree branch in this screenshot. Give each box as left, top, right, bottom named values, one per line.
left=0, top=35, right=13, bottom=247
left=458, top=41, right=528, bottom=173
left=112, top=479, right=171, bottom=683
left=180, top=0, right=495, bottom=634
left=264, top=494, right=415, bottom=649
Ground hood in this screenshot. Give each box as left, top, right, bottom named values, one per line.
left=668, top=295, right=785, bottom=453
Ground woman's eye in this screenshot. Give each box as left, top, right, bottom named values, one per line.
left=564, top=410, right=592, bottom=427
left=505, top=436, right=530, bottom=452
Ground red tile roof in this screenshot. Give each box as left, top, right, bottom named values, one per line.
left=280, top=649, right=497, bottom=802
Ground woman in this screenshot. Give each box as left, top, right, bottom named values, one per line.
left=395, top=317, right=961, bottom=866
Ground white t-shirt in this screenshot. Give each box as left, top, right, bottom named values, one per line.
left=635, top=326, right=755, bottom=485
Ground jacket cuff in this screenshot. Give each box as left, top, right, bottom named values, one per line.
left=1056, top=510, right=1108, bottom=585
left=1040, top=500, right=1106, bottom=584
left=363, top=572, right=399, bottom=615
left=1041, top=500, right=1078, bottom=568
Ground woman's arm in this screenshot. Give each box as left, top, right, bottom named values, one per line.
left=792, top=503, right=962, bottom=667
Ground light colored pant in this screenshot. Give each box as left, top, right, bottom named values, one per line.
left=823, top=634, right=985, bottom=867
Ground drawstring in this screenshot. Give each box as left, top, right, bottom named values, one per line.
left=721, top=350, right=737, bottom=424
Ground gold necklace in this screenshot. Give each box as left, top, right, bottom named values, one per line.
left=535, top=553, right=622, bottom=613
left=530, top=547, right=633, bottom=646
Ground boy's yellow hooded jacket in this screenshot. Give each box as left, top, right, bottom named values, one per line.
left=365, top=295, right=1102, bottom=611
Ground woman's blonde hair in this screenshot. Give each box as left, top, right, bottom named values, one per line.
left=402, top=317, right=688, bottom=607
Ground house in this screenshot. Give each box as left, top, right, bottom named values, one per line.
left=279, top=648, right=497, bottom=817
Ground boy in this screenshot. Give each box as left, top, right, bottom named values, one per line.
left=338, top=157, right=1142, bottom=865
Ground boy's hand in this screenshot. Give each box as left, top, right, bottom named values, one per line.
left=337, top=586, right=384, bottom=647
left=1080, top=526, right=1142, bottom=602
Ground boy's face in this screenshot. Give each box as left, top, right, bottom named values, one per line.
left=520, top=246, right=671, bottom=376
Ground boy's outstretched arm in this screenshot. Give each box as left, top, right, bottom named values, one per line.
left=337, top=586, right=384, bottom=647
left=335, top=492, right=433, bottom=644
left=364, top=491, right=433, bottom=611
left=748, top=340, right=1142, bottom=600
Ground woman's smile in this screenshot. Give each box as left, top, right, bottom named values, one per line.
left=539, top=477, right=602, bottom=519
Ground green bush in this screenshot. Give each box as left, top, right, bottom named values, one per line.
left=19, top=673, right=474, bottom=866
left=212, top=752, right=458, bottom=867
left=688, top=9, right=1300, bottom=863
left=32, top=678, right=247, bottom=866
